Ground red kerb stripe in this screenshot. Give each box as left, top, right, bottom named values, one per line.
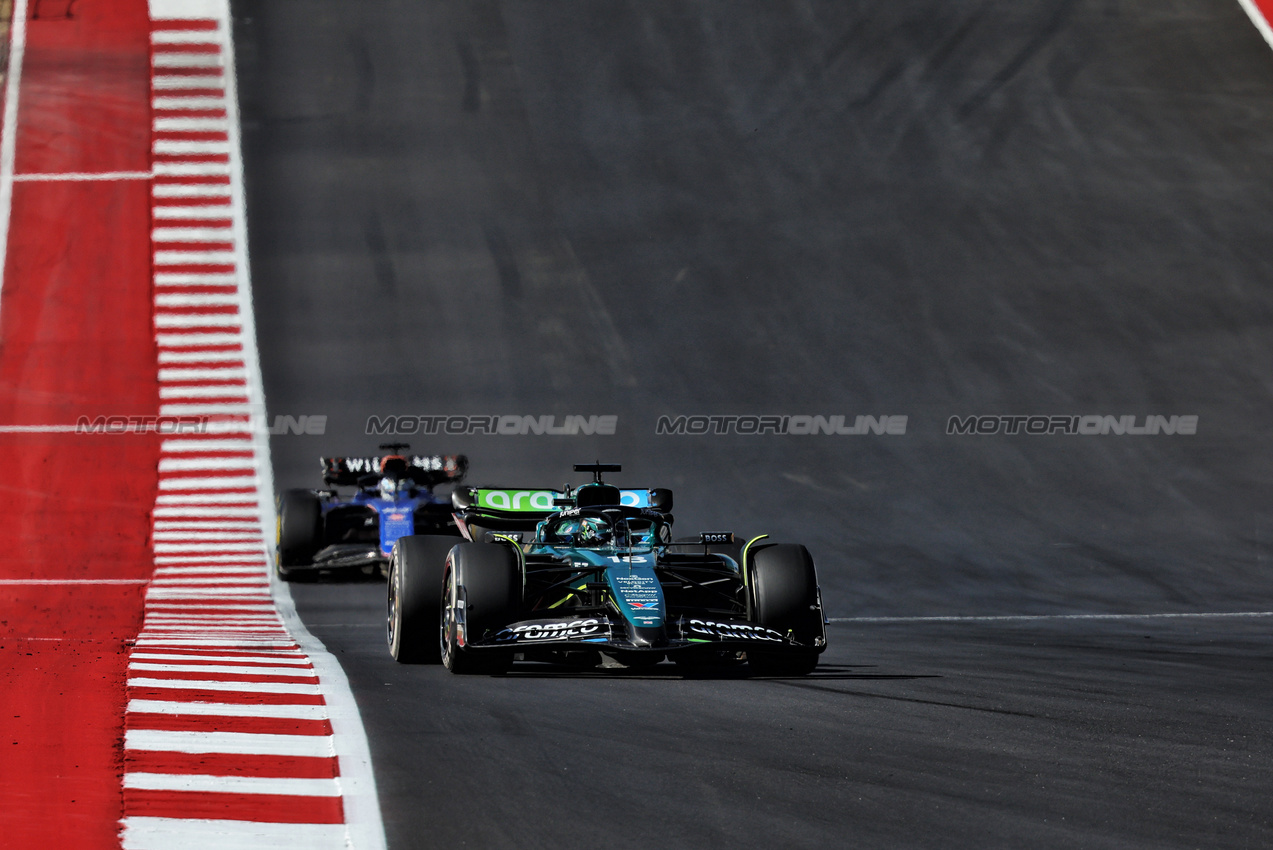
left=151, top=20, right=219, bottom=32
left=123, top=789, right=344, bottom=824
left=126, top=688, right=322, bottom=705
left=127, top=714, right=333, bottom=736
left=125, top=750, right=338, bottom=778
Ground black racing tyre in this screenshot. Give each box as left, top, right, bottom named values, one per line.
left=387, top=535, right=456, bottom=663
left=746, top=544, right=822, bottom=676
left=276, top=489, right=322, bottom=580
left=441, top=543, right=520, bottom=674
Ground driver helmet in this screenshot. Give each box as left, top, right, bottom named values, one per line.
left=557, top=516, right=611, bottom=545
left=379, top=476, right=408, bottom=500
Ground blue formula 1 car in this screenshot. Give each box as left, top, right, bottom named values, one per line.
left=385, top=463, right=828, bottom=675
left=275, top=444, right=467, bottom=580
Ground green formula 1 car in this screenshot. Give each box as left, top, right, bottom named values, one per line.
left=386, top=463, right=827, bottom=676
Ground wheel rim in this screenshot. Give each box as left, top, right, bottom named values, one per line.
left=386, top=557, right=398, bottom=651
left=440, top=569, right=455, bottom=667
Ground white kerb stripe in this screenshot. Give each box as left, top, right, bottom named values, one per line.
left=151, top=551, right=267, bottom=560
left=154, top=252, right=237, bottom=267
left=150, top=565, right=269, bottom=573
left=129, top=654, right=306, bottom=665
left=152, top=540, right=264, bottom=551
left=124, top=729, right=333, bottom=757
left=157, top=457, right=255, bottom=472
left=161, top=438, right=253, bottom=451
left=120, top=818, right=349, bottom=850
left=153, top=74, right=227, bottom=89
left=155, top=317, right=242, bottom=333
left=150, top=30, right=222, bottom=45
left=153, top=181, right=232, bottom=197
left=129, top=663, right=317, bottom=677
left=153, top=97, right=228, bottom=111
left=153, top=229, right=234, bottom=243
left=126, top=700, right=325, bottom=719
left=126, top=677, right=315, bottom=695
left=152, top=53, right=224, bottom=69
left=153, top=207, right=234, bottom=221
left=144, top=619, right=279, bottom=627
left=158, top=403, right=256, bottom=416
left=155, top=331, right=242, bottom=346
left=153, top=140, right=230, bottom=155
left=153, top=163, right=231, bottom=177
left=159, top=387, right=249, bottom=401
left=153, top=521, right=261, bottom=531
left=131, top=638, right=299, bottom=648
left=149, top=575, right=265, bottom=583
left=154, top=508, right=260, bottom=518
left=124, top=773, right=340, bottom=797
left=156, top=493, right=259, bottom=504
left=144, top=596, right=273, bottom=606
left=158, top=350, right=245, bottom=363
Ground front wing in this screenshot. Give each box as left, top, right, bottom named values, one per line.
left=461, top=614, right=825, bottom=654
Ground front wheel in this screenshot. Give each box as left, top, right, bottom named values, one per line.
left=276, top=489, right=322, bottom=581
left=746, top=544, right=823, bottom=676
left=387, top=535, right=456, bottom=663
left=441, top=543, right=519, bottom=674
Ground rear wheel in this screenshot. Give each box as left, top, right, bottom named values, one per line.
left=746, top=544, right=822, bottom=676
left=276, top=489, right=321, bottom=581
left=387, top=535, right=456, bottom=663
left=441, top=543, right=519, bottom=674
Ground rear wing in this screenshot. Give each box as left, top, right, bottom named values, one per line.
left=321, top=454, right=468, bottom=487
left=453, top=486, right=659, bottom=518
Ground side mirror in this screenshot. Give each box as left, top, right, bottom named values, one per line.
left=451, top=487, right=475, bottom=509
left=649, top=488, right=673, bottom=512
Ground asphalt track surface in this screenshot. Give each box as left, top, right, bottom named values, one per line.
left=234, top=2, right=1273, bottom=847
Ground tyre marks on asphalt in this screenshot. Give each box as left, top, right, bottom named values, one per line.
left=118, top=10, right=380, bottom=847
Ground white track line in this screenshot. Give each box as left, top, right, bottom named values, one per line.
left=0, top=0, right=28, bottom=323
left=831, top=611, right=1273, bottom=624
left=1237, top=0, right=1273, bottom=50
